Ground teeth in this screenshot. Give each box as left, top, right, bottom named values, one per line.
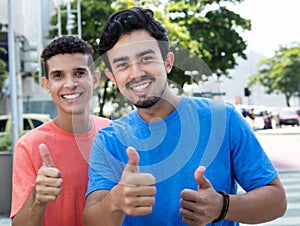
left=132, top=83, right=149, bottom=91
left=63, top=93, right=80, bottom=99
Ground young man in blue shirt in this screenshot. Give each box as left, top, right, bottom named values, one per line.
left=83, top=7, right=286, bottom=226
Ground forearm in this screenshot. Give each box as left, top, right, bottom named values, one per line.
left=225, top=177, right=287, bottom=224
left=12, top=189, right=46, bottom=226
left=83, top=188, right=125, bottom=226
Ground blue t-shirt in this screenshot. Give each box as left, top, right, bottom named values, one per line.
left=87, top=97, right=277, bottom=226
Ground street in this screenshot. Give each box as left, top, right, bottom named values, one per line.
left=255, top=126, right=300, bottom=171
left=240, top=125, right=300, bottom=226
left=240, top=170, right=300, bottom=226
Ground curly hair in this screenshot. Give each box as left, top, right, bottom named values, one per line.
left=98, top=7, right=170, bottom=71
left=41, top=35, right=94, bottom=78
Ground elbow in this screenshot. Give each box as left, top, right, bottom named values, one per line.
left=273, top=182, right=288, bottom=219
left=277, top=192, right=287, bottom=218
left=82, top=208, right=91, bottom=226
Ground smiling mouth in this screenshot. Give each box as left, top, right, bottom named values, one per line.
left=131, top=82, right=151, bottom=91
left=62, top=93, right=81, bottom=100
left=126, top=76, right=155, bottom=92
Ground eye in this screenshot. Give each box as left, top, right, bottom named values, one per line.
left=52, top=72, right=63, bottom=79
left=116, top=62, right=129, bottom=70
left=141, top=55, right=154, bottom=63
left=74, top=70, right=88, bottom=77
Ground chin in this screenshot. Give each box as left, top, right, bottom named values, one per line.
left=133, top=96, right=160, bottom=108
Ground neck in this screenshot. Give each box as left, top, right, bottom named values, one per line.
left=137, top=90, right=181, bottom=122
left=54, top=112, right=91, bottom=134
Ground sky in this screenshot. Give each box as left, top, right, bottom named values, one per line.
left=230, top=0, right=300, bottom=57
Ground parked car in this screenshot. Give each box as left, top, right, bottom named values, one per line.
left=295, top=108, right=300, bottom=117
left=275, top=111, right=299, bottom=127
left=0, top=113, right=51, bottom=151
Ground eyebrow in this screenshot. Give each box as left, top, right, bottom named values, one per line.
left=49, top=70, right=62, bottom=75
left=112, top=56, right=129, bottom=64
left=49, top=67, right=88, bottom=75
left=112, top=49, right=156, bottom=64
left=74, top=67, right=88, bottom=71
left=136, top=49, right=155, bottom=58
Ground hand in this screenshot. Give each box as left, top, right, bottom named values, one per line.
left=112, top=147, right=156, bottom=216
left=179, top=166, right=223, bottom=226
left=35, top=143, right=63, bottom=205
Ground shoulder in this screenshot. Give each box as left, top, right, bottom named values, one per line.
left=90, top=115, right=111, bottom=129
left=184, top=97, right=236, bottom=115
left=17, top=120, right=54, bottom=141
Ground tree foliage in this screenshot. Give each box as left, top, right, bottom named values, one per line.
left=0, top=23, right=8, bottom=98
left=166, top=0, right=250, bottom=78
left=48, top=0, right=251, bottom=116
left=248, top=42, right=300, bottom=107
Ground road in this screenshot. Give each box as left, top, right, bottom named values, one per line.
left=240, top=170, right=300, bottom=226
left=255, top=126, right=300, bottom=170
left=240, top=125, right=300, bottom=226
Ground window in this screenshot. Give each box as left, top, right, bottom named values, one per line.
left=31, top=119, right=44, bottom=128
left=23, top=118, right=31, bottom=130
left=0, top=119, right=7, bottom=132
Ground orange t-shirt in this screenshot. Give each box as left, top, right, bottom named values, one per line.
left=10, top=115, right=111, bottom=226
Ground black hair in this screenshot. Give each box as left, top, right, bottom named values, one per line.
left=98, top=7, right=170, bottom=70
left=41, top=35, right=94, bottom=78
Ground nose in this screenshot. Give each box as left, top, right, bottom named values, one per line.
left=129, top=62, right=145, bottom=80
left=64, top=75, right=79, bottom=88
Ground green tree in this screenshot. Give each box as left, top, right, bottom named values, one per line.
left=48, top=0, right=250, bottom=116
left=248, top=42, right=300, bottom=107
left=0, top=23, right=8, bottom=97
left=166, top=0, right=250, bottom=78
left=0, top=46, right=8, bottom=98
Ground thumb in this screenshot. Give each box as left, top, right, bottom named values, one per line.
left=194, top=166, right=212, bottom=190
left=123, top=147, right=140, bottom=173
left=39, top=143, right=55, bottom=167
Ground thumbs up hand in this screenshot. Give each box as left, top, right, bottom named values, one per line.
left=111, top=147, right=156, bottom=216
left=179, top=166, right=224, bottom=225
left=35, top=144, right=63, bottom=205
left=194, top=166, right=213, bottom=190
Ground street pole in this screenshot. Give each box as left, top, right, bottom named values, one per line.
left=66, top=1, right=72, bottom=35
left=77, top=0, right=81, bottom=38
left=7, top=0, right=19, bottom=154
left=57, top=5, right=62, bottom=36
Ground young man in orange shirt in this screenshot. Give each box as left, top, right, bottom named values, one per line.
left=11, top=35, right=110, bottom=226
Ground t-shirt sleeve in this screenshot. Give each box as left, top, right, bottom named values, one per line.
left=86, top=132, right=123, bottom=198
left=10, top=140, right=39, bottom=219
left=229, top=106, right=278, bottom=192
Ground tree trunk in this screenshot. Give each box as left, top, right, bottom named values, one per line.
left=285, top=94, right=290, bottom=107
left=98, top=79, right=110, bottom=117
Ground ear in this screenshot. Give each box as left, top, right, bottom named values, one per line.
left=104, top=68, right=116, bottom=85
left=164, top=52, right=174, bottom=73
left=92, top=71, right=101, bottom=89
left=41, top=77, right=50, bottom=94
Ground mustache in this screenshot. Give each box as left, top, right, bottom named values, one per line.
left=125, top=76, right=155, bottom=89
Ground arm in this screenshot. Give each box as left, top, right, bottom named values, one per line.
left=82, top=189, right=126, bottom=226
left=180, top=167, right=287, bottom=225
left=82, top=147, right=156, bottom=226
left=12, top=144, right=62, bottom=226
left=12, top=189, right=46, bottom=226
left=226, top=176, right=286, bottom=223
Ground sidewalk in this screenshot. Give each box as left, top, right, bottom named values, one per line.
left=255, top=126, right=300, bottom=135
left=245, top=116, right=300, bottom=135
left=0, top=215, right=11, bottom=226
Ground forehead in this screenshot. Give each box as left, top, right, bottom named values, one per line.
left=47, top=53, right=89, bottom=71
left=107, top=30, right=161, bottom=61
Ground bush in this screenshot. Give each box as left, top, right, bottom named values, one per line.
left=0, top=134, right=12, bottom=152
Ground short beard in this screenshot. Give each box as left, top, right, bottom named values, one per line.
left=133, top=96, right=160, bottom=108
left=126, top=75, right=167, bottom=108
